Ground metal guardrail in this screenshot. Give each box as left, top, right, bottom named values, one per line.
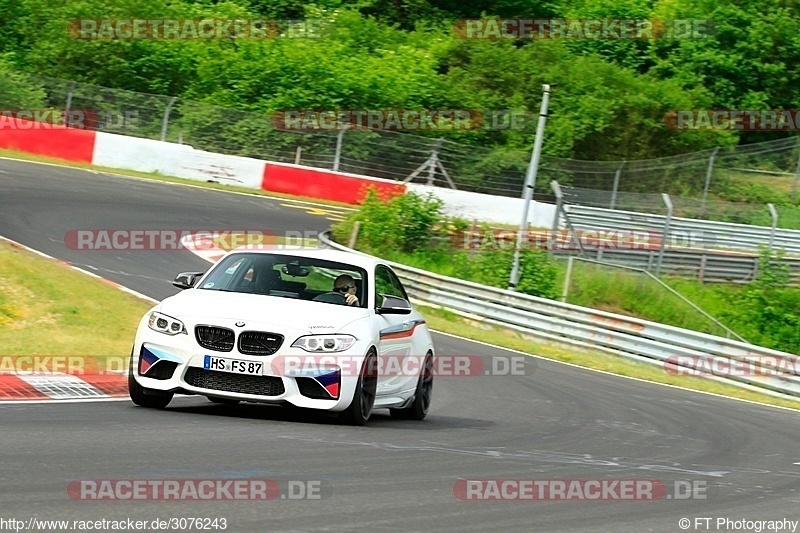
left=551, top=199, right=800, bottom=284
left=551, top=247, right=800, bottom=284
left=320, top=233, right=800, bottom=400
left=456, top=226, right=800, bottom=284
left=563, top=205, right=800, bottom=256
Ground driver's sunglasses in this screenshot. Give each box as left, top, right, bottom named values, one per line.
left=335, top=285, right=354, bottom=293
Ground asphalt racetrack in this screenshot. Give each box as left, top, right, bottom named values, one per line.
left=1, top=159, right=799, bottom=532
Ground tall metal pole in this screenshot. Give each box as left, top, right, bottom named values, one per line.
left=508, top=84, right=553, bottom=291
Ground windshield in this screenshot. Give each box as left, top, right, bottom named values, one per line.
left=197, top=253, right=368, bottom=308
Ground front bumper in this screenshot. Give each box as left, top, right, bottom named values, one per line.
left=132, top=340, right=365, bottom=411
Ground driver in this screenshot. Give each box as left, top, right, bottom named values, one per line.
left=333, top=274, right=359, bottom=306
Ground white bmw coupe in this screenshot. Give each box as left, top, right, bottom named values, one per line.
left=129, top=248, right=435, bottom=425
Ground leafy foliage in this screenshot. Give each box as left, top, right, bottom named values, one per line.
left=333, top=188, right=559, bottom=298
left=721, top=248, right=800, bottom=353
left=0, top=0, right=793, bottom=172
left=334, top=188, right=447, bottom=254
left=0, top=54, right=45, bottom=108
left=453, top=248, right=559, bottom=299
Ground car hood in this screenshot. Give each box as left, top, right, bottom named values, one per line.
left=158, top=289, right=370, bottom=334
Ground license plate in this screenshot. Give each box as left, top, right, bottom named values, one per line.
left=204, top=355, right=263, bottom=376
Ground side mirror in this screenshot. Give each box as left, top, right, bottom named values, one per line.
left=376, top=294, right=412, bottom=315
left=172, top=271, right=205, bottom=290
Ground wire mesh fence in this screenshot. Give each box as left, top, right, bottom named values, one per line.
left=2, top=74, right=799, bottom=210
left=556, top=184, right=793, bottom=229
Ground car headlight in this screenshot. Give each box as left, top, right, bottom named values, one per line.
left=148, top=312, right=187, bottom=335
left=291, top=335, right=356, bottom=353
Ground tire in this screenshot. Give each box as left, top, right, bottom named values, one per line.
left=128, top=352, right=174, bottom=409
left=390, top=352, right=433, bottom=420
left=339, top=350, right=378, bottom=426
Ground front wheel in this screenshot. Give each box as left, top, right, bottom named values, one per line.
left=128, top=353, right=173, bottom=409
left=339, top=350, right=378, bottom=426
left=390, top=352, right=433, bottom=420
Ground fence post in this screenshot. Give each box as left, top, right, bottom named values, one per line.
left=333, top=124, right=348, bottom=172
left=767, top=203, right=778, bottom=254
left=699, top=254, right=707, bottom=282
left=160, top=97, right=176, bottom=142
left=403, top=138, right=454, bottom=188
left=610, top=161, right=625, bottom=209
left=347, top=221, right=361, bottom=248
left=427, top=138, right=444, bottom=186
left=792, top=138, right=800, bottom=201
left=64, top=81, right=77, bottom=125
left=700, top=146, right=720, bottom=217
left=550, top=181, right=585, bottom=257
left=561, top=256, right=574, bottom=303
left=295, top=146, right=302, bottom=165
left=656, top=193, right=673, bottom=277
left=550, top=180, right=563, bottom=252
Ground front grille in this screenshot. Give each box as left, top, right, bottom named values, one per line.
left=144, top=361, right=178, bottom=380
left=296, top=377, right=333, bottom=399
left=195, top=325, right=234, bottom=352
left=184, top=367, right=285, bottom=396
left=238, top=331, right=284, bottom=356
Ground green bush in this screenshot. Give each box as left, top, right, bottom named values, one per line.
left=332, top=188, right=559, bottom=299
left=452, top=249, right=558, bottom=299
left=333, top=188, right=447, bottom=254
left=721, top=248, right=800, bottom=353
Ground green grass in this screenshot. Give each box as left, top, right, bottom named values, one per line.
left=553, top=260, right=746, bottom=338
left=0, top=240, right=152, bottom=360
